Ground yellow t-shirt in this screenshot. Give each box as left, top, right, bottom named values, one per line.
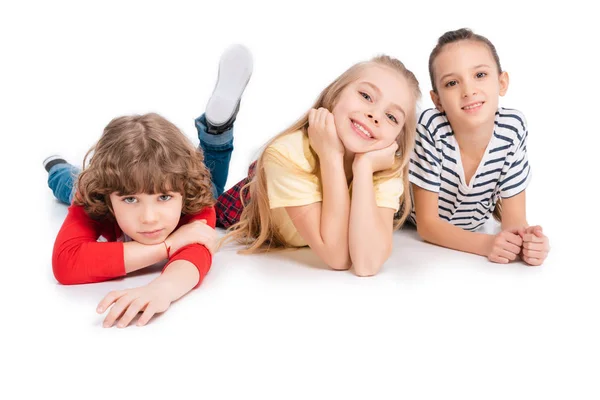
left=263, top=130, right=403, bottom=247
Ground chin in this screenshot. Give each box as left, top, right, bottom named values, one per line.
left=340, top=135, right=373, bottom=154
left=131, top=235, right=166, bottom=246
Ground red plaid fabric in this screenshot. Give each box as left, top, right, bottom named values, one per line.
left=215, top=161, right=257, bottom=228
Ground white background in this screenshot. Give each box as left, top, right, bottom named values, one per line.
left=2, top=1, right=599, bottom=399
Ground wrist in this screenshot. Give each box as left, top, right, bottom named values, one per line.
left=319, top=150, right=344, bottom=162
left=352, top=156, right=373, bottom=174
left=164, top=237, right=175, bottom=256
left=319, top=153, right=345, bottom=172
left=478, top=234, right=495, bottom=257
left=150, top=278, right=180, bottom=301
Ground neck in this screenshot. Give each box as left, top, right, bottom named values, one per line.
left=452, top=116, right=495, bottom=153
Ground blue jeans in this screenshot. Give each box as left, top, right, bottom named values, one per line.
left=47, top=113, right=234, bottom=204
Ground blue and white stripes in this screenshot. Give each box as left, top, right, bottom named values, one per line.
left=409, top=107, right=531, bottom=231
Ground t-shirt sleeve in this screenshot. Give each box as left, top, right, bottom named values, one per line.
left=374, top=174, right=403, bottom=211
left=409, top=123, right=442, bottom=192
left=52, top=204, right=126, bottom=285
left=500, top=118, right=531, bottom=198
left=165, top=206, right=216, bottom=289
left=263, top=149, right=322, bottom=209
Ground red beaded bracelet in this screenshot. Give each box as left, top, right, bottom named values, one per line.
left=163, top=241, right=171, bottom=259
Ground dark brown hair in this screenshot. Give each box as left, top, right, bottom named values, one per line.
left=428, top=28, right=505, bottom=222
left=428, top=28, right=502, bottom=93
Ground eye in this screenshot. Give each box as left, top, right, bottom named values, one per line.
left=359, top=91, right=372, bottom=101
left=476, top=72, right=487, bottom=79
left=123, top=196, right=137, bottom=204
left=387, top=114, right=398, bottom=124
left=158, top=194, right=172, bottom=201
left=445, top=80, right=458, bottom=88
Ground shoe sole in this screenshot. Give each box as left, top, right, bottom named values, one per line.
left=43, top=154, right=63, bottom=168
left=205, top=44, right=253, bottom=126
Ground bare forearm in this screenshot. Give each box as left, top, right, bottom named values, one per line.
left=319, top=155, right=351, bottom=267
left=150, top=260, right=199, bottom=302
left=349, top=167, right=391, bottom=276
left=123, top=241, right=168, bottom=273
left=501, top=218, right=528, bottom=231
left=418, top=218, right=493, bottom=257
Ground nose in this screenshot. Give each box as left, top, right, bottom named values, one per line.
left=140, top=204, right=158, bottom=224
left=462, top=81, right=477, bottom=97
left=366, top=113, right=379, bottom=125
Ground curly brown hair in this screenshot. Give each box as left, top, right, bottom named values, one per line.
left=74, top=113, right=215, bottom=220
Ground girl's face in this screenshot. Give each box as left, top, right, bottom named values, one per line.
left=110, top=191, right=183, bottom=244
left=332, top=64, right=414, bottom=154
left=430, top=40, right=509, bottom=130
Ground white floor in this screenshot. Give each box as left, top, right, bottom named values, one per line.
left=4, top=2, right=599, bottom=398
left=2, top=192, right=593, bottom=400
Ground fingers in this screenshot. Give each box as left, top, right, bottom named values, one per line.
left=497, top=248, right=519, bottom=261
left=308, top=108, right=316, bottom=127
left=522, top=233, right=545, bottom=244
left=488, top=253, right=510, bottom=264
left=325, top=110, right=336, bottom=132
left=522, top=255, right=544, bottom=266
left=308, top=108, right=331, bottom=129
left=115, top=298, right=147, bottom=328
left=137, top=304, right=158, bottom=327
left=522, top=247, right=548, bottom=260
left=97, top=290, right=124, bottom=314
left=522, top=240, right=548, bottom=252
left=317, top=107, right=329, bottom=129
left=102, top=294, right=134, bottom=328
left=502, top=231, right=523, bottom=247
left=503, top=242, right=522, bottom=255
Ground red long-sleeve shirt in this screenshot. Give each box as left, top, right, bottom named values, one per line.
left=52, top=204, right=216, bottom=288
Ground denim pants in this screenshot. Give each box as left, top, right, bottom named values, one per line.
left=47, top=113, right=234, bottom=204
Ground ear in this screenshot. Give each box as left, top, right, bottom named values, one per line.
left=430, top=90, right=443, bottom=112
left=499, top=71, right=509, bottom=96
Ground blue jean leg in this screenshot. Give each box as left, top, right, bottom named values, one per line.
left=195, top=114, right=234, bottom=198
left=48, top=163, right=80, bottom=205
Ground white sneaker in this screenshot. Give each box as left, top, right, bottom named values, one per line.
left=205, top=44, right=253, bottom=128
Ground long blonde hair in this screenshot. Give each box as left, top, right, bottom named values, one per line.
left=225, top=55, right=421, bottom=252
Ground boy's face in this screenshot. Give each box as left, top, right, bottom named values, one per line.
left=109, top=192, right=183, bottom=245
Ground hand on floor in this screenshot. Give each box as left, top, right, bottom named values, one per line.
left=518, top=225, right=550, bottom=266
left=96, top=282, right=175, bottom=328
left=487, top=229, right=523, bottom=264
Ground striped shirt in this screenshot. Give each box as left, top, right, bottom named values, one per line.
left=408, top=107, right=531, bottom=231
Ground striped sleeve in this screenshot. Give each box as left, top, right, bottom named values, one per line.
left=500, top=116, right=531, bottom=198
left=409, top=123, right=442, bottom=192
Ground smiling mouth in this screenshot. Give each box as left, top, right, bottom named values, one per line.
left=351, top=119, right=374, bottom=139
left=462, top=102, right=484, bottom=111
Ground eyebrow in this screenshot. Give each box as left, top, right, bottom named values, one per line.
left=361, top=81, right=406, bottom=117
left=438, top=64, right=493, bottom=83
